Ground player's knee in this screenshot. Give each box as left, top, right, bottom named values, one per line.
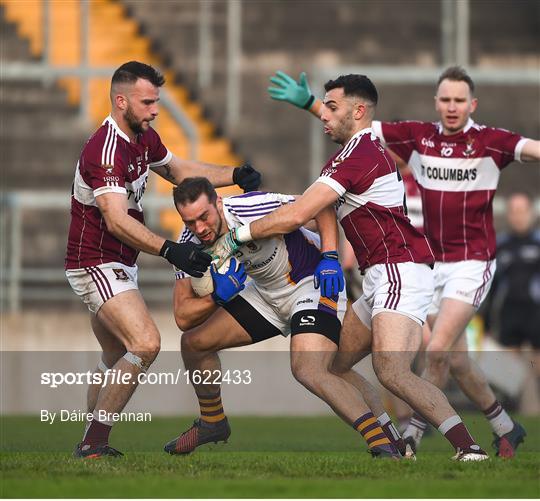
left=181, top=330, right=214, bottom=353
left=126, top=334, right=160, bottom=365
left=449, top=352, right=470, bottom=377
left=425, top=346, right=449, bottom=370
left=372, top=354, right=404, bottom=388
left=291, top=358, right=322, bottom=390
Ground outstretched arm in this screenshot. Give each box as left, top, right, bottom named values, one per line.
left=151, top=155, right=262, bottom=191
left=520, top=139, right=540, bottom=162
left=249, top=182, right=339, bottom=240
left=268, top=70, right=323, bottom=119
left=211, top=182, right=340, bottom=264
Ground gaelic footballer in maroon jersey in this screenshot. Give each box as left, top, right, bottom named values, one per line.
left=372, top=118, right=526, bottom=262
left=217, top=73, right=489, bottom=460
left=317, top=128, right=433, bottom=272
left=65, top=115, right=171, bottom=270
left=65, top=61, right=261, bottom=459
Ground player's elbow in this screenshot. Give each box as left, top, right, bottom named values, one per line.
left=102, top=212, right=123, bottom=236
left=174, top=311, right=195, bottom=332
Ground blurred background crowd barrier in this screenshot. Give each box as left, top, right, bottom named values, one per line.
left=0, top=0, right=538, bottom=416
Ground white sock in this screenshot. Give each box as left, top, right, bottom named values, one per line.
left=484, top=400, right=514, bottom=437
left=377, top=412, right=391, bottom=426
left=403, top=413, right=428, bottom=444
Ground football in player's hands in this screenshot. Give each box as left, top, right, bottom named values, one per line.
left=190, top=256, right=232, bottom=297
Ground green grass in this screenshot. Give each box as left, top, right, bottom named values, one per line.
left=1, top=414, right=539, bottom=498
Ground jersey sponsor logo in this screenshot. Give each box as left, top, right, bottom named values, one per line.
left=421, top=164, right=477, bottom=181
left=101, top=164, right=114, bottom=174
left=249, top=246, right=278, bottom=270
left=113, top=268, right=129, bottom=281
left=296, top=298, right=314, bottom=306
left=104, top=176, right=120, bottom=183
left=299, top=315, right=316, bottom=326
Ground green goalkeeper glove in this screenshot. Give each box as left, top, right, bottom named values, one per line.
left=268, top=71, right=315, bottom=110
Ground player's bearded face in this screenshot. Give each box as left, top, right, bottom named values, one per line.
left=178, top=196, right=224, bottom=247
left=435, top=79, right=477, bottom=135
left=124, top=102, right=147, bottom=135
left=322, top=90, right=356, bottom=145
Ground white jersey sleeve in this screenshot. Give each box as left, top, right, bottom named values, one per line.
left=221, top=192, right=295, bottom=229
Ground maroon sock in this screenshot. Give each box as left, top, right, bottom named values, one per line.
left=440, top=416, right=476, bottom=451
left=81, top=419, right=112, bottom=447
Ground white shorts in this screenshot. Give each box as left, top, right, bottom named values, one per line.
left=66, top=262, right=139, bottom=314
left=238, top=276, right=348, bottom=337
left=428, top=259, right=496, bottom=315
left=352, top=262, right=434, bottom=328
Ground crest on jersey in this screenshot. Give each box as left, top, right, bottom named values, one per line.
left=246, top=242, right=259, bottom=252
left=112, top=268, right=129, bottom=281
left=102, top=164, right=114, bottom=174
left=463, top=137, right=476, bottom=157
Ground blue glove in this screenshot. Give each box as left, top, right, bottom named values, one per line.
left=313, top=251, right=345, bottom=298
left=268, top=71, right=315, bottom=110
left=211, top=258, right=247, bottom=305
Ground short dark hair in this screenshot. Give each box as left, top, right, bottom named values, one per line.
left=111, top=61, right=165, bottom=88
left=324, top=74, right=378, bottom=106
left=173, top=177, right=217, bottom=207
left=437, top=66, right=475, bottom=94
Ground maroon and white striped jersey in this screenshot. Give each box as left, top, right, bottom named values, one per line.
left=316, top=127, right=434, bottom=273
left=372, top=119, right=526, bottom=262
left=65, top=116, right=171, bottom=269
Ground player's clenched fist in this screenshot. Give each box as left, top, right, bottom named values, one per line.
left=160, top=240, right=212, bottom=277
left=233, top=163, right=262, bottom=192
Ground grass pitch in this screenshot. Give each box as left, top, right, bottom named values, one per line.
left=1, top=414, right=539, bottom=498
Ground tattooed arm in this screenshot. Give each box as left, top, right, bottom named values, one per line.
left=150, top=154, right=237, bottom=187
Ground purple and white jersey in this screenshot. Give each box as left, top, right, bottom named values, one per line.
left=176, top=191, right=324, bottom=292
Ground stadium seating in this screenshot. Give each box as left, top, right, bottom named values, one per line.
left=0, top=0, right=242, bottom=307
left=121, top=0, right=539, bottom=194
left=1, top=0, right=242, bottom=237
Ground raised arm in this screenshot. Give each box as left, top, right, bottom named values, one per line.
left=268, top=71, right=323, bottom=119
left=151, top=154, right=261, bottom=191
left=520, top=139, right=540, bottom=162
